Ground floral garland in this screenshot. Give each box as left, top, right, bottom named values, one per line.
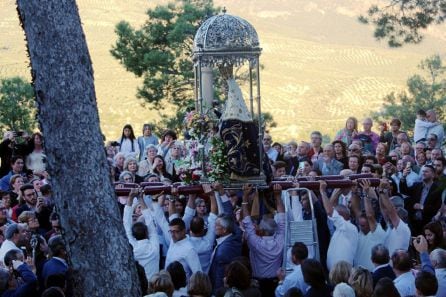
left=184, top=111, right=214, bottom=141
left=178, top=111, right=230, bottom=184
left=207, top=136, right=230, bottom=183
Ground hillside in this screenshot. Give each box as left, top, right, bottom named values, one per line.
left=0, top=0, right=444, bottom=142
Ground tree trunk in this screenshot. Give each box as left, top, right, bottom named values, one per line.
left=16, top=1, right=141, bottom=296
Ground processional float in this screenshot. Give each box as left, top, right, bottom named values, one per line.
left=114, top=10, right=380, bottom=264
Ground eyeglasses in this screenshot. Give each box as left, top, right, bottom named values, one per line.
left=263, top=138, right=272, bottom=141
left=348, top=148, right=359, bottom=152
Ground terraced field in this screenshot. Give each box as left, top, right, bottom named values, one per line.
left=1, top=0, right=444, bottom=142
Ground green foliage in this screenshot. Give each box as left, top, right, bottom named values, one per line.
left=111, top=0, right=218, bottom=111
left=261, top=111, right=277, bottom=131
left=359, top=0, right=446, bottom=47
left=0, top=76, right=36, bottom=132
left=111, top=0, right=276, bottom=135
left=372, top=55, right=446, bottom=134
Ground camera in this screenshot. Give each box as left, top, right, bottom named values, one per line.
left=110, top=141, right=120, bottom=147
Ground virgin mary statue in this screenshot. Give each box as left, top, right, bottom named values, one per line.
left=220, top=77, right=261, bottom=180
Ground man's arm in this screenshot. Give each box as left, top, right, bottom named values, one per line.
left=378, top=179, right=400, bottom=228
left=319, top=180, right=333, bottom=217
left=123, top=188, right=139, bottom=245
left=361, top=179, right=377, bottom=232
left=413, top=235, right=435, bottom=275
left=182, top=193, right=197, bottom=230
left=151, top=193, right=171, bottom=244
left=139, top=196, right=159, bottom=248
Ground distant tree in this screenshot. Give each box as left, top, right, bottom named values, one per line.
left=111, top=0, right=218, bottom=112
left=0, top=76, right=36, bottom=132
left=359, top=0, right=446, bottom=47
left=260, top=111, right=278, bottom=132
left=111, top=0, right=275, bottom=134
left=372, top=55, right=446, bottom=135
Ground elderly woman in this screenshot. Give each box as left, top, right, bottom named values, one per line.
left=164, top=141, right=182, bottom=180
left=138, top=144, right=158, bottom=178
left=137, top=123, right=159, bottom=161
left=124, top=157, right=144, bottom=183
left=113, top=152, right=126, bottom=181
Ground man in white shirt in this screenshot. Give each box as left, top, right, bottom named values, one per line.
left=378, top=180, right=411, bottom=255
left=275, top=242, right=308, bottom=297
left=0, top=223, right=27, bottom=264
left=186, top=184, right=218, bottom=272
left=320, top=181, right=359, bottom=270
left=392, top=249, right=416, bottom=297
left=123, top=189, right=160, bottom=281
left=353, top=180, right=386, bottom=271
left=148, top=189, right=202, bottom=279
left=165, top=218, right=201, bottom=279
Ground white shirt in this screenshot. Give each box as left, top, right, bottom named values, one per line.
left=393, top=271, right=416, bottom=297
left=355, top=224, right=386, bottom=271
left=414, top=119, right=439, bottom=143
left=392, top=171, right=420, bottom=193
left=165, top=237, right=202, bottom=279
left=275, top=264, right=308, bottom=297
left=118, top=138, right=140, bottom=159
left=266, top=148, right=279, bottom=162
left=123, top=206, right=160, bottom=281
left=326, top=209, right=359, bottom=270
left=189, top=213, right=217, bottom=273
left=0, top=239, right=18, bottom=264
left=384, top=220, right=411, bottom=255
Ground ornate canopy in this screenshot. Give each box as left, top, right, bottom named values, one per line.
left=193, top=10, right=261, bottom=67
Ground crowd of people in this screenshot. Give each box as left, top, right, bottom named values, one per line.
left=0, top=108, right=445, bottom=297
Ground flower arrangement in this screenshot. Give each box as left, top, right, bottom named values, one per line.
left=174, top=140, right=204, bottom=185
left=184, top=111, right=214, bottom=141
left=207, top=136, right=230, bottom=183
left=180, top=111, right=230, bottom=184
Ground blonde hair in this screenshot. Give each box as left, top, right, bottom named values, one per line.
left=148, top=271, right=174, bottom=297
left=348, top=267, right=373, bottom=297
left=329, top=261, right=352, bottom=286
left=188, top=271, right=212, bottom=297
left=18, top=211, right=36, bottom=224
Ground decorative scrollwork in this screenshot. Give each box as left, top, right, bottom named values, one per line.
left=193, top=12, right=261, bottom=67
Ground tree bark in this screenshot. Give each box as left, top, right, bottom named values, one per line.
left=16, top=1, right=141, bottom=296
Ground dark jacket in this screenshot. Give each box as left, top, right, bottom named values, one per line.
left=400, top=179, right=442, bottom=235
left=372, top=264, right=396, bottom=287
left=209, top=231, right=242, bottom=292
left=2, top=264, right=37, bottom=297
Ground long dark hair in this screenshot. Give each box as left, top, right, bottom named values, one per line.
left=153, top=155, right=166, bottom=175
left=29, top=132, right=43, bottom=151
left=424, top=221, right=444, bottom=250
left=120, top=124, right=136, bottom=151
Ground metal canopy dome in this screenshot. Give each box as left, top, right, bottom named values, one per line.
left=193, top=9, right=261, bottom=67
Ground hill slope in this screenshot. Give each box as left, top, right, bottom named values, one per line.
left=0, top=0, right=444, bottom=141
